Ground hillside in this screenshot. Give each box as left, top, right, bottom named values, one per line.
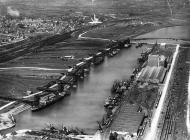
left=0, top=0, right=189, bottom=18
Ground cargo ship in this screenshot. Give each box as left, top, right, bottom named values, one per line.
left=31, top=88, right=70, bottom=111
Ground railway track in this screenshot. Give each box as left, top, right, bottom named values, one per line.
left=159, top=46, right=190, bottom=140
left=8, top=104, right=31, bottom=115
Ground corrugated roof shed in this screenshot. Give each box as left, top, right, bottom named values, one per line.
left=138, top=66, right=167, bottom=83
left=147, top=55, right=159, bottom=67
left=111, top=103, right=144, bottom=134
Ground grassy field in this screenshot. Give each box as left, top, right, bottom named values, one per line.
left=84, top=21, right=160, bottom=40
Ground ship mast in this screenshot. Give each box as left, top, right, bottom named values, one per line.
left=166, top=0, right=173, bottom=16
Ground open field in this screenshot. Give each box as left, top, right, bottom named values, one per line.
left=83, top=21, right=160, bottom=40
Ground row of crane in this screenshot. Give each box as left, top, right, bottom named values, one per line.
left=0, top=38, right=131, bottom=111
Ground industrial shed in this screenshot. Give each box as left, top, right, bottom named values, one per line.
left=138, top=66, right=167, bottom=84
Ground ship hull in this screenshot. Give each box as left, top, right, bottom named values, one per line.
left=31, top=93, right=70, bottom=111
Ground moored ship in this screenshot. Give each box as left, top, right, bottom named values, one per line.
left=31, top=89, right=70, bottom=111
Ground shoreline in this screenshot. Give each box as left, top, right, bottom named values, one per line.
left=0, top=114, right=15, bottom=131
left=0, top=23, right=188, bottom=137
left=0, top=41, right=180, bottom=140
left=0, top=34, right=129, bottom=133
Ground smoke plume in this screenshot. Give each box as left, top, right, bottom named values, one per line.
left=7, top=6, right=20, bottom=17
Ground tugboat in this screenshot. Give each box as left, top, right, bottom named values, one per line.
left=104, top=97, right=111, bottom=108
left=108, top=49, right=120, bottom=57
left=93, top=56, right=104, bottom=65
left=113, top=49, right=119, bottom=55
left=124, top=44, right=132, bottom=48
left=136, top=43, right=143, bottom=48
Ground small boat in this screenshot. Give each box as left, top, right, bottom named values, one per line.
left=124, top=44, right=132, bottom=48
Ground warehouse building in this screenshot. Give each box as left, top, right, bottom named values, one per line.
left=138, top=66, right=167, bottom=84
left=147, top=54, right=167, bottom=67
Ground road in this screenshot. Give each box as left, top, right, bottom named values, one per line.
left=186, top=55, right=190, bottom=137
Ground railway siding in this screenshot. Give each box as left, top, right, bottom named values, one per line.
left=160, top=46, right=190, bottom=140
